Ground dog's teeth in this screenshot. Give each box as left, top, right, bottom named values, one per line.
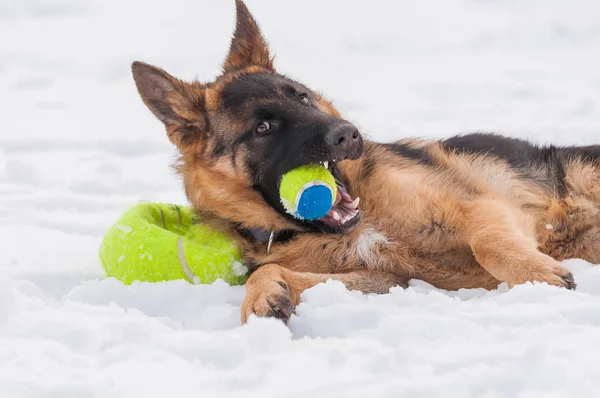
left=341, top=212, right=355, bottom=225
left=347, top=197, right=360, bottom=209
left=323, top=161, right=329, bottom=169
left=332, top=211, right=341, bottom=221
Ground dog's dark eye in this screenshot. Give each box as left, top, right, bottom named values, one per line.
left=256, top=121, right=271, bottom=136
left=299, top=94, right=310, bottom=105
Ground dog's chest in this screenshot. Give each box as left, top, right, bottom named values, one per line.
left=353, top=227, right=389, bottom=265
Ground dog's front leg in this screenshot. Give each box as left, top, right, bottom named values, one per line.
left=241, top=264, right=408, bottom=324
left=464, top=198, right=576, bottom=290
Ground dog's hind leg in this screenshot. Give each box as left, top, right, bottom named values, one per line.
left=240, top=264, right=408, bottom=324
left=547, top=156, right=600, bottom=264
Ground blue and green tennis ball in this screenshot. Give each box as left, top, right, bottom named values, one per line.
left=279, top=164, right=337, bottom=220
left=99, top=202, right=248, bottom=285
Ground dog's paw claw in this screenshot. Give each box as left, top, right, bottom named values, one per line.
left=241, top=281, right=295, bottom=324
left=269, top=295, right=294, bottom=322
left=543, top=265, right=577, bottom=290
left=560, top=271, right=576, bottom=290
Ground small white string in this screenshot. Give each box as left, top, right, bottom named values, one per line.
left=267, top=230, right=274, bottom=254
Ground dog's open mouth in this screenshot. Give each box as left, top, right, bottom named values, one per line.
left=318, top=160, right=360, bottom=227
left=273, top=160, right=361, bottom=233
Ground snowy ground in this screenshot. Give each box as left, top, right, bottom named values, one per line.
left=2, top=0, right=600, bottom=396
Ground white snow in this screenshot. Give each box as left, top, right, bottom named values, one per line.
left=232, top=261, right=249, bottom=277
left=2, top=0, right=600, bottom=396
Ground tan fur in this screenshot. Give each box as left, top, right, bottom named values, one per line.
left=537, top=160, right=600, bottom=264
left=179, top=155, right=299, bottom=232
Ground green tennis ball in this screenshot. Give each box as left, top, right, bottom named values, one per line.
left=279, top=164, right=338, bottom=220
left=99, top=202, right=248, bottom=285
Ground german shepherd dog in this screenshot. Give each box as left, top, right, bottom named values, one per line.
left=132, top=0, right=599, bottom=323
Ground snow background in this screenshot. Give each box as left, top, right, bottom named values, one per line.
left=1, top=0, right=600, bottom=396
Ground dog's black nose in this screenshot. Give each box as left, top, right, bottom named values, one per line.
left=325, top=123, right=363, bottom=160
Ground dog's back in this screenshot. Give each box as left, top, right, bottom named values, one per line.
left=351, top=134, right=600, bottom=274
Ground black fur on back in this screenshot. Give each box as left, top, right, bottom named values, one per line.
left=442, top=133, right=600, bottom=197
left=381, top=143, right=435, bottom=166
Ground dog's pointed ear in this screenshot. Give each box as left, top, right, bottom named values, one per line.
left=222, top=0, right=274, bottom=73
left=132, top=61, right=208, bottom=149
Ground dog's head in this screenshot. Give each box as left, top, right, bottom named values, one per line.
left=131, top=0, right=363, bottom=234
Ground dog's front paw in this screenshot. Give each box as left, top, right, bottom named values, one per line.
left=549, top=266, right=576, bottom=290
left=241, top=264, right=296, bottom=324
left=523, top=262, right=576, bottom=291
left=241, top=280, right=294, bottom=324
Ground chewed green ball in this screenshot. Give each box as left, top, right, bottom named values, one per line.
left=279, top=164, right=337, bottom=220
left=99, top=202, right=248, bottom=285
